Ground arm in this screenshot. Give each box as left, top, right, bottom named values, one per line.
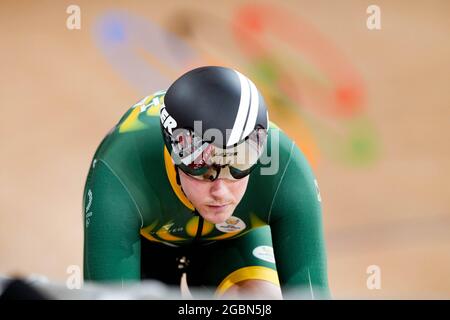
left=83, top=159, right=142, bottom=282
left=269, top=143, right=331, bottom=299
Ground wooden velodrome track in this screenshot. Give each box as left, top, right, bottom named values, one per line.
left=0, top=0, right=449, bottom=298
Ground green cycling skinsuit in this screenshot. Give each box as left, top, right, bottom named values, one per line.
left=83, top=91, right=330, bottom=298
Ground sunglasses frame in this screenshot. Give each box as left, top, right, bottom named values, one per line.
left=177, top=160, right=260, bottom=181
left=162, top=125, right=267, bottom=181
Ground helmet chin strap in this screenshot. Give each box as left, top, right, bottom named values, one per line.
left=175, top=165, right=200, bottom=216
left=175, top=165, right=181, bottom=185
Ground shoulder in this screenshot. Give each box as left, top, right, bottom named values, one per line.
left=251, top=121, right=315, bottom=194
left=115, top=90, right=167, bottom=132
left=91, top=90, right=168, bottom=174
left=261, top=121, right=300, bottom=174
left=87, top=91, right=170, bottom=215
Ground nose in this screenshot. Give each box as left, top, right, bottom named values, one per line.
left=209, top=178, right=228, bottom=199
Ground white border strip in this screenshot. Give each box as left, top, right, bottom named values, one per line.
left=228, top=70, right=251, bottom=146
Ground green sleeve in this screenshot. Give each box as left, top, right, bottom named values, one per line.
left=83, top=159, right=142, bottom=282
left=269, top=143, right=331, bottom=299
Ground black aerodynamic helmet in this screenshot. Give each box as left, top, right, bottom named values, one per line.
left=160, top=66, right=269, bottom=180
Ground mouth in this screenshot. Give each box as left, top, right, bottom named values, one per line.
left=206, top=203, right=230, bottom=210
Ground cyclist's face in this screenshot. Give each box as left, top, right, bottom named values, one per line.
left=178, top=169, right=249, bottom=224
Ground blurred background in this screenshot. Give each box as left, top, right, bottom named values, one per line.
left=1, top=0, right=449, bottom=299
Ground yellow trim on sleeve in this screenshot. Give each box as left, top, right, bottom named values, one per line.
left=140, top=230, right=165, bottom=243
left=215, top=266, right=280, bottom=297
left=250, top=213, right=267, bottom=228
left=156, top=223, right=187, bottom=242
left=140, top=221, right=166, bottom=244
left=119, top=106, right=147, bottom=133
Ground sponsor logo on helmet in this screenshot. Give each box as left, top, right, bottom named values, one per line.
left=160, top=106, right=177, bottom=134
left=215, top=216, right=246, bottom=233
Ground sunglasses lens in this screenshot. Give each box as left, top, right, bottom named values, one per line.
left=179, top=163, right=257, bottom=181
left=228, top=163, right=257, bottom=179
left=179, top=163, right=218, bottom=181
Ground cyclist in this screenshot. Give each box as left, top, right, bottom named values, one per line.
left=83, top=66, right=330, bottom=299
